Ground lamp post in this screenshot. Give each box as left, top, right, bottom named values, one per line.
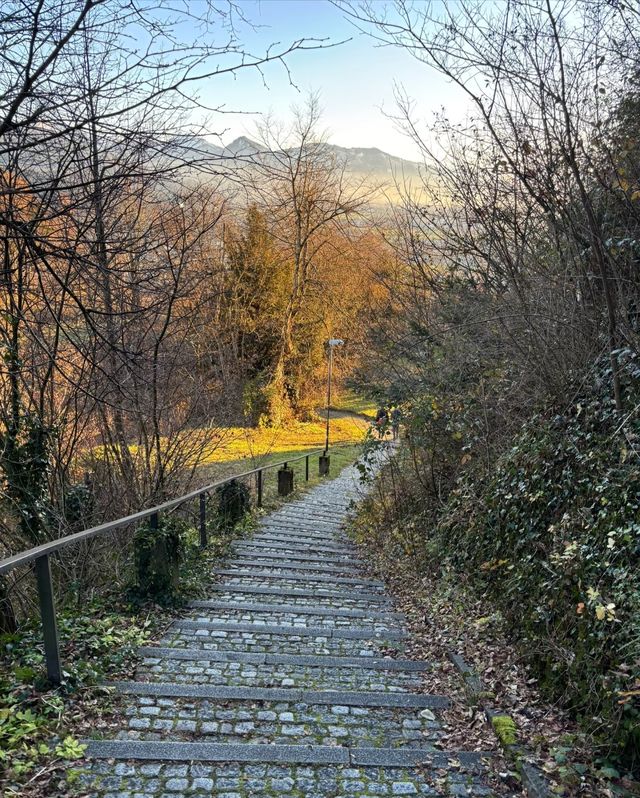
left=320, top=338, right=343, bottom=476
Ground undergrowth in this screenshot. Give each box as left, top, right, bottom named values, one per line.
left=356, top=358, right=640, bottom=791
left=0, top=516, right=246, bottom=796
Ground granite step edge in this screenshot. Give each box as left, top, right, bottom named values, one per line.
left=187, top=600, right=404, bottom=620
left=84, top=739, right=489, bottom=768
left=137, top=645, right=431, bottom=671
left=109, top=680, right=449, bottom=708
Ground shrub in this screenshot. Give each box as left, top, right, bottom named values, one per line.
left=436, top=359, right=640, bottom=769
left=133, top=516, right=186, bottom=600
left=215, top=479, right=251, bottom=530
left=62, top=481, right=94, bottom=528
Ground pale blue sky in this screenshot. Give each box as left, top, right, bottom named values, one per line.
left=194, top=0, right=470, bottom=161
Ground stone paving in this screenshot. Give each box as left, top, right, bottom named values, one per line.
left=79, top=456, right=497, bottom=797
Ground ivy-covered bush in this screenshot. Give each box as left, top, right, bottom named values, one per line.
left=216, top=479, right=251, bottom=530
left=133, top=516, right=187, bottom=600
left=62, top=481, right=94, bottom=529
left=437, top=362, right=640, bottom=768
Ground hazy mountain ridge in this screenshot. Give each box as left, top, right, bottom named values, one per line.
left=223, top=136, right=422, bottom=181
left=170, top=135, right=422, bottom=185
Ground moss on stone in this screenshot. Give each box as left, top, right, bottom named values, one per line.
left=491, top=714, right=518, bottom=746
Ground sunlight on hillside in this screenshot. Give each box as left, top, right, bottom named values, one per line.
left=201, top=416, right=367, bottom=465
left=333, top=390, right=377, bottom=420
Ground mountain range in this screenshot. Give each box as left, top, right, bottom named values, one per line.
left=172, top=135, right=423, bottom=197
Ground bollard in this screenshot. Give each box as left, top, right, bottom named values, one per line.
left=319, top=454, right=330, bottom=476
left=278, top=465, right=294, bottom=496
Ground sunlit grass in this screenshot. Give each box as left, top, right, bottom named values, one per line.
left=333, top=389, right=377, bottom=420
left=200, top=416, right=366, bottom=465
left=89, top=415, right=368, bottom=473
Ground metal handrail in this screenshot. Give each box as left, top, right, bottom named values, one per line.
left=0, top=447, right=325, bottom=576
left=0, top=441, right=357, bottom=685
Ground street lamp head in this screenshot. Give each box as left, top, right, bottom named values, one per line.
left=328, top=338, right=344, bottom=347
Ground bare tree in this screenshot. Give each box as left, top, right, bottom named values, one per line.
left=241, top=95, right=371, bottom=420
left=0, top=0, right=338, bottom=628
left=338, top=0, right=640, bottom=412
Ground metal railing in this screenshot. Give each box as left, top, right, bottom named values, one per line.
left=0, top=444, right=354, bottom=686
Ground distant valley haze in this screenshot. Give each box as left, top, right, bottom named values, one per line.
left=171, top=134, right=424, bottom=205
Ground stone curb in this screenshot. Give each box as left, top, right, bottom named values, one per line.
left=448, top=651, right=552, bottom=798
left=85, top=740, right=489, bottom=768
left=173, top=618, right=407, bottom=641
left=187, top=599, right=404, bottom=620
left=207, top=584, right=392, bottom=603
left=137, top=646, right=431, bottom=671
left=112, top=680, right=450, bottom=708
left=213, top=568, right=386, bottom=588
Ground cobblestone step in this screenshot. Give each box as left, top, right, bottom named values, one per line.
left=208, top=584, right=393, bottom=606
left=188, top=600, right=402, bottom=620
left=134, top=656, right=425, bottom=691
left=259, top=522, right=347, bottom=539
left=112, top=680, right=448, bottom=708
left=137, top=646, right=430, bottom=671
left=270, top=510, right=342, bottom=523
left=183, top=611, right=400, bottom=633
left=225, top=559, right=361, bottom=576
left=213, top=568, right=386, bottom=589
left=163, top=625, right=405, bottom=657
left=172, top=619, right=407, bottom=640
left=114, top=695, right=441, bottom=748
left=78, top=455, right=496, bottom=797
left=233, top=546, right=355, bottom=564
left=253, top=532, right=351, bottom=548
left=80, top=757, right=493, bottom=797
left=243, top=537, right=356, bottom=554
left=268, top=520, right=342, bottom=530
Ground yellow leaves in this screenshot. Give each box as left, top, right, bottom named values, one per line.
left=480, top=558, right=509, bottom=571
left=582, top=588, right=616, bottom=622
left=550, top=541, right=578, bottom=564
left=618, top=688, right=640, bottom=706
left=631, top=190, right=640, bottom=202
left=594, top=603, right=616, bottom=621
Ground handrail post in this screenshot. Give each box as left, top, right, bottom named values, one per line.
left=257, top=469, right=263, bottom=507
left=150, top=512, right=159, bottom=530
left=34, top=554, right=61, bottom=686
left=305, top=454, right=309, bottom=481
left=199, top=493, right=207, bottom=548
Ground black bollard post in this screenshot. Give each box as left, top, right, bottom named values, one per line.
left=319, top=454, right=330, bottom=476
left=277, top=465, right=294, bottom=496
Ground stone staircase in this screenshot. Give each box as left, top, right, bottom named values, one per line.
left=79, top=462, right=494, bottom=797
